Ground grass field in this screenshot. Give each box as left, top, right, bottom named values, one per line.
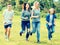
left=0, top=11, right=60, bottom=45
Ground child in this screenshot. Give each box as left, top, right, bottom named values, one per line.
left=46, top=8, right=57, bottom=40
left=30, top=1, right=40, bottom=43
left=20, top=3, right=31, bottom=41
left=3, top=4, right=14, bottom=41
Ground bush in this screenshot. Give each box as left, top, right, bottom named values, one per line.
left=0, top=5, right=2, bottom=11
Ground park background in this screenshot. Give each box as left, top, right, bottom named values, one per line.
left=0, top=0, right=60, bottom=45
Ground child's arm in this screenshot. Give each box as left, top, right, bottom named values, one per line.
left=46, top=14, right=52, bottom=26
left=21, top=11, right=28, bottom=20
left=54, top=14, right=57, bottom=25
left=31, top=16, right=39, bottom=18
left=31, top=10, right=39, bottom=19
left=9, top=11, right=14, bottom=21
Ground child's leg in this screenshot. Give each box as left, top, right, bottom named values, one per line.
left=26, top=29, right=30, bottom=41
left=4, top=25, right=9, bottom=39
left=4, top=25, right=8, bottom=36
left=48, top=30, right=51, bottom=40
left=5, top=28, right=7, bottom=36
left=20, top=21, right=25, bottom=36
left=26, top=21, right=30, bottom=40
left=46, top=24, right=51, bottom=40
left=50, top=26, right=55, bottom=38
left=36, top=22, right=40, bottom=42
left=7, top=24, right=12, bottom=39
left=31, top=22, right=36, bottom=33
left=51, top=26, right=55, bottom=33
left=4, top=28, right=8, bottom=39
left=7, top=27, right=11, bottom=39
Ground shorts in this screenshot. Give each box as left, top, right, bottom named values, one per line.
left=4, top=24, right=12, bottom=29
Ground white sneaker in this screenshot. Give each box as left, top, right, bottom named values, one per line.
left=5, top=35, right=9, bottom=41
left=5, top=35, right=7, bottom=39
left=6, top=38, right=9, bottom=41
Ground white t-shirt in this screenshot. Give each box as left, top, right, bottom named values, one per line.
left=49, top=15, right=53, bottom=24
left=3, top=9, right=14, bottom=25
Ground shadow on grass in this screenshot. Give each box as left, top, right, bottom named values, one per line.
left=27, top=40, right=47, bottom=44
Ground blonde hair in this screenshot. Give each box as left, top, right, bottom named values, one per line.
left=32, top=1, right=39, bottom=9
left=49, top=8, right=55, bottom=14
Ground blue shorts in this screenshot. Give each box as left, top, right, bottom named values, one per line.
left=4, top=24, right=12, bottom=29
left=21, top=21, right=30, bottom=31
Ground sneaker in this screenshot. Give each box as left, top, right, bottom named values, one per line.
left=37, top=40, right=40, bottom=43
left=51, top=34, right=52, bottom=38
left=26, top=38, right=29, bottom=41
left=5, top=36, right=9, bottom=41
left=6, top=38, right=9, bottom=41
left=20, top=32, right=22, bottom=36
left=30, top=32, right=32, bottom=36
left=5, top=35, right=7, bottom=39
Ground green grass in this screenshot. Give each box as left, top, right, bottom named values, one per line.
left=0, top=12, right=60, bottom=45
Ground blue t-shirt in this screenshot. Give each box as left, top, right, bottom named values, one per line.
left=21, top=10, right=31, bottom=21
left=32, top=9, right=40, bottom=22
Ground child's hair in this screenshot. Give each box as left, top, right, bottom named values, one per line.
left=32, top=1, right=39, bottom=10
left=34, top=1, right=38, bottom=6
left=24, top=3, right=27, bottom=10
left=24, top=3, right=31, bottom=12
left=7, top=3, right=12, bottom=7
left=49, top=8, right=55, bottom=15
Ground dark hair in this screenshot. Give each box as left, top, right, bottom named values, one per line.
left=24, top=3, right=27, bottom=10
left=49, top=8, right=55, bottom=15
left=24, top=3, right=31, bottom=12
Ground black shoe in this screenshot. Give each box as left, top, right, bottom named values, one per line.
left=30, top=32, right=32, bottom=36
left=20, top=32, right=22, bottom=36
left=37, top=40, right=40, bottom=43
left=49, top=38, right=51, bottom=40
left=26, top=38, right=29, bottom=41
left=51, top=35, right=52, bottom=38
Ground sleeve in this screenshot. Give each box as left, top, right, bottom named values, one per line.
left=30, top=10, right=32, bottom=17
left=21, top=11, right=25, bottom=19
left=31, top=9, right=34, bottom=17
left=39, top=8, right=40, bottom=18
left=12, top=11, right=14, bottom=17
left=11, top=10, right=14, bottom=17
left=54, top=14, right=57, bottom=19
left=3, top=10, right=6, bottom=16
left=46, top=14, right=49, bottom=22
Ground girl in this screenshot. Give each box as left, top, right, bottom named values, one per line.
left=30, top=1, right=40, bottom=43
left=20, top=3, right=31, bottom=41
left=3, top=4, right=14, bottom=41
left=46, top=8, right=57, bottom=40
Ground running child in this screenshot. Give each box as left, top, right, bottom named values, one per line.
left=3, top=4, right=14, bottom=41
left=20, top=3, right=31, bottom=41
left=46, top=8, right=57, bottom=40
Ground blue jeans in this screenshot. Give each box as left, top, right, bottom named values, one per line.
left=20, top=21, right=30, bottom=39
left=32, top=22, right=40, bottom=41
left=46, top=24, right=55, bottom=40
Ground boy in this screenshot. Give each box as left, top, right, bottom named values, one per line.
left=3, top=4, right=14, bottom=41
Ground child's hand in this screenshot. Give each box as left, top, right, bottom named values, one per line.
left=4, top=22, right=7, bottom=24
left=9, top=18, right=12, bottom=21
left=25, top=17, right=28, bottom=19
left=31, top=16, right=39, bottom=19
left=48, top=23, right=52, bottom=26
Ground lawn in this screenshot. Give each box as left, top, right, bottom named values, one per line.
left=0, top=11, right=60, bottom=45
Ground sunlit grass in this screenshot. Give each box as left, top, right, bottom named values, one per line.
left=0, top=12, right=60, bottom=45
